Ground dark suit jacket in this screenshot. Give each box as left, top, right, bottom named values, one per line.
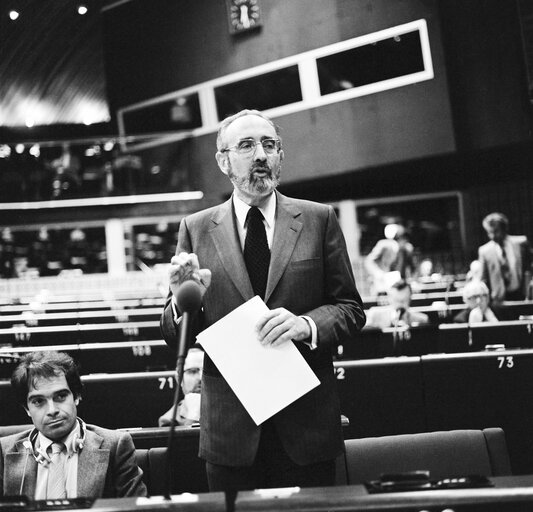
left=0, top=424, right=146, bottom=498
left=160, top=191, right=365, bottom=466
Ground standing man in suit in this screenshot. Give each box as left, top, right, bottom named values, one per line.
left=0, top=351, right=146, bottom=499
left=478, top=212, right=532, bottom=303
left=160, top=109, right=365, bottom=492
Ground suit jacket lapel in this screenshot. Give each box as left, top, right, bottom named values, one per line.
left=77, top=430, right=109, bottom=498
left=5, top=441, right=37, bottom=496
left=265, top=193, right=303, bottom=302
left=210, top=198, right=254, bottom=300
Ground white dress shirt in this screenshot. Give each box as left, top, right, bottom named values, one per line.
left=35, top=421, right=80, bottom=499
left=232, top=193, right=318, bottom=348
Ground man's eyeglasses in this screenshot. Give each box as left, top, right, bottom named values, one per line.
left=466, top=294, right=488, bottom=301
left=184, top=367, right=202, bottom=376
left=222, top=138, right=281, bottom=155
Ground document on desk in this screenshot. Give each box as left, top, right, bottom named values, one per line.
left=196, top=296, right=320, bottom=425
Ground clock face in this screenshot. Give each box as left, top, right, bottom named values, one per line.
left=227, top=0, right=262, bottom=34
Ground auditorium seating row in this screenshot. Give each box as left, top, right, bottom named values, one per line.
left=341, top=318, right=533, bottom=359
left=2, top=313, right=533, bottom=362
left=0, top=320, right=161, bottom=345
left=134, top=428, right=511, bottom=496
left=0, top=271, right=168, bottom=305
left=0, top=296, right=165, bottom=315
left=0, top=340, right=173, bottom=378
left=0, top=425, right=510, bottom=496
left=0, top=288, right=462, bottom=316
left=0, top=307, right=162, bottom=328
left=1, top=349, right=533, bottom=474
left=2, top=299, right=532, bottom=332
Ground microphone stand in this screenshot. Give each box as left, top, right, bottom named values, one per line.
left=163, top=313, right=191, bottom=501
left=467, top=318, right=473, bottom=348
left=444, top=278, right=454, bottom=322
left=163, top=281, right=202, bottom=501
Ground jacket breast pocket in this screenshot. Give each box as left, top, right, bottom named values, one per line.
left=288, top=257, right=321, bottom=273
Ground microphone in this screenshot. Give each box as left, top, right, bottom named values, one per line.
left=176, top=280, right=203, bottom=365
left=396, top=307, right=406, bottom=322
left=164, top=280, right=202, bottom=501
left=176, top=279, right=203, bottom=313
left=392, top=307, right=406, bottom=356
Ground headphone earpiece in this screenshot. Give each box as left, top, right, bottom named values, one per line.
left=35, top=447, right=50, bottom=466
left=73, top=433, right=84, bottom=452
left=25, top=433, right=51, bottom=466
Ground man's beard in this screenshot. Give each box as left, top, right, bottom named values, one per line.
left=228, top=162, right=281, bottom=195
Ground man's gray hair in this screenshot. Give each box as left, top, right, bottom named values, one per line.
left=216, top=109, right=282, bottom=151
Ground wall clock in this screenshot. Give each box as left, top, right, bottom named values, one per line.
left=226, top=0, right=262, bottom=35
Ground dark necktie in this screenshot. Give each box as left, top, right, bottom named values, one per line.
left=244, top=206, right=270, bottom=299
left=500, top=244, right=511, bottom=289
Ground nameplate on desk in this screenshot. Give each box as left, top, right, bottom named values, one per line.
left=137, top=493, right=199, bottom=504
left=253, top=486, right=301, bottom=499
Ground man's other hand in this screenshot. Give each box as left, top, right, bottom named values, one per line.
left=256, top=308, right=311, bottom=347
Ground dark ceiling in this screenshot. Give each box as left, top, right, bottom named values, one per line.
left=0, top=0, right=109, bottom=130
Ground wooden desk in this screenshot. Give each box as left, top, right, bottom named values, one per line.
left=0, top=320, right=161, bottom=346
left=422, top=349, right=533, bottom=475
left=91, top=476, right=533, bottom=512
left=0, top=307, right=162, bottom=328
left=0, top=296, right=165, bottom=315
left=439, top=320, right=533, bottom=352
left=0, top=370, right=176, bottom=427
left=0, top=339, right=173, bottom=379
left=335, top=357, right=426, bottom=440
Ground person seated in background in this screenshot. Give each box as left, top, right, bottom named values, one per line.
left=478, top=212, right=532, bottom=303
left=0, top=351, right=146, bottom=499
left=158, top=346, right=203, bottom=427
left=453, top=280, right=499, bottom=323
left=365, top=279, right=429, bottom=329
left=365, top=224, right=415, bottom=295
left=466, top=259, right=483, bottom=282
left=418, top=259, right=434, bottom=281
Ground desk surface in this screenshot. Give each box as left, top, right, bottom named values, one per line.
left=91, top=476, right=533, bottom=511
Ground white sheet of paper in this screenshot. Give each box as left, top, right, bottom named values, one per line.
left=196, top=296, right=320, bottom=425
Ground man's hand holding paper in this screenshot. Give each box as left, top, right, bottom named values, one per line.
left=196, top=296, right=320, bottom=426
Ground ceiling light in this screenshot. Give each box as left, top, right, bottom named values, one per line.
left=78, top=5, right=88, bottom=15
left=9, top=10, right=19, bottom=21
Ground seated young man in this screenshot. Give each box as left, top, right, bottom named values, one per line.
left=0, top=351, right=147, bottom=499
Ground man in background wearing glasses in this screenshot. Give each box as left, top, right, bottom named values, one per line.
left=160, top=109, right=365, bottom=492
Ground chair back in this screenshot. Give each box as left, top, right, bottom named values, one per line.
left=147, top=446, right=209, bottom=496
left=135, top=449, right=150, bottom=490
left=340, top=428, right=511, bottom=485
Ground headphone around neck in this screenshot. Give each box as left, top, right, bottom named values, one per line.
left=19, top=418, right=86, bottom=495
left=22, top=417, right=86, bottom=466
